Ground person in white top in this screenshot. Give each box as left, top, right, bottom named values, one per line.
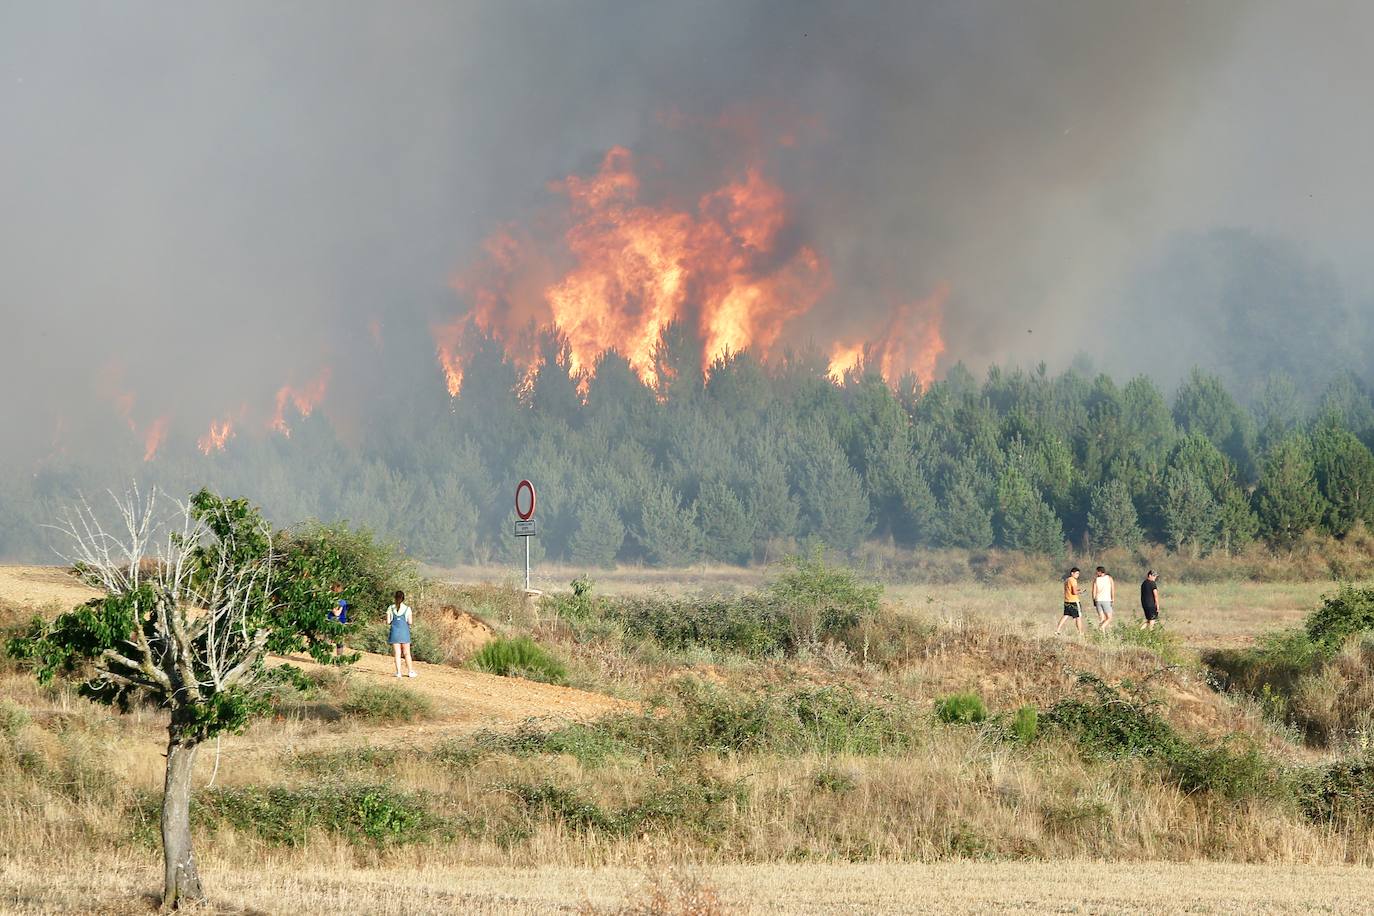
left=387, top=590, right=417, bottom=678
left=1091, top=566, right=1115, bottom=631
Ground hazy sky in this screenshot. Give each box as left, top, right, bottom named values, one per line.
left=3, top=1, right=1372, bottom=463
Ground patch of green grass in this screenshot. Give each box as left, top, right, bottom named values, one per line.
left=1010, top=705, right=1039, bottom=743
left=469, top=636, right=568, bottom=685
left=935, top=692, right=988, bottom=725
left=1112, top=625, right=1190, bottom=666
left=341, top=683, right=433, bottom=722
left=813, top=768, right=858, bottom=793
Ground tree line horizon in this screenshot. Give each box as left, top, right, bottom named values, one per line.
left=4, top=330, right=1374, bottom=567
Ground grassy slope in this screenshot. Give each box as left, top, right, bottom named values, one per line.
left=3, top=565, right=1373, bottom=914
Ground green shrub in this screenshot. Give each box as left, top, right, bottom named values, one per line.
left=280, top=519, right=418, bottom=616
left=145, top=783, right=448, bottom=846
left=1305, top=586, right=1374, bottom=656
left=1044, top=674, right=1284, bottom=801
left=341, top=684, right=433, bottom=722
left=470, top=636, right=568, bottom=685
left=436, top=681, right=918, bottom=768
left=506, top=768, right=746, bottom=839
left=1011, top=705, right=1038, bottom=743
left=935, top=692, right=988, bottom=725
left=1295, top=758, right=1374, bottom=825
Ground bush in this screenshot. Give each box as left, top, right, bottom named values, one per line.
left=1011, top=705, right=1038, bottom=743
left=436, top=681, right=919, bottom=767
left=281, top=519, right=418, bottom=616
left=470, top=636, right=568, bottom=685
left=147, top=783, right=448, bottom=846
left=1043, top=674, right=1284, bottom=801
left=1306, top=586, right=1374, bottom=656
left=935, top=692, right=988, bottom=725
left=505, top=768, right=747, bottom=839
left=341, top=684, right=433, bottom=722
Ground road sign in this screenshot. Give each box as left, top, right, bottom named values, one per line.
left=514, top=519, right=537, bottom=537
left=515, top=479, right=537, bottom=520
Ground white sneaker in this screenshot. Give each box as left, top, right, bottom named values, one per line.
left=394, top=673, right=402, bottom=678
left=408, top=671, right=417, bottom=678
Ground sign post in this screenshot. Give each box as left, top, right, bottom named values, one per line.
left=514, top=480, right=537, bottom=592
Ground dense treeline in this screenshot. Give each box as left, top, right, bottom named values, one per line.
left=4, top=329, right=1374, bottom=567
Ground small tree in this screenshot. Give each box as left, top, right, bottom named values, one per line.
left=1087, top=480, right=1143, bottom=551
left=995, top=468, right=1064, bottom=555
left=8, top=488, right=347, bottom=908
left=569, top=492, right=625, bottom=568
left=1255, top=435, right=1328, bottom=550
left=1161, top=468, right=1218, bottom=557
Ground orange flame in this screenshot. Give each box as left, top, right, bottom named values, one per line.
left=142, top=416, right=169, bottom=462
left=437, top=146, right=829, bottom=393
left=197, top=417, right=236, bottom=455
left=827, top=284, right=948, bottom=389
left=271, top=367, right=331, bottom=437
left=826, top=343, right=865, bottom=383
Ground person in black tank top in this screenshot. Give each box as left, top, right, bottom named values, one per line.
left=1140, top=571, right=1160, bottom=629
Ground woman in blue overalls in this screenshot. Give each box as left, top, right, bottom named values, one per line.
left=388, top=590, right=416, bottom=678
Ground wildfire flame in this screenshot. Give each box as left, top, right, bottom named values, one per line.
left=271, top=368, right=332, bottom=437
left=827, top=284, right=948, bottom=389
left=142, top=416, right=169, bottom=462
left=437, top=146, right=830, bottom=393
left=197, top=417, right=236, bottom=455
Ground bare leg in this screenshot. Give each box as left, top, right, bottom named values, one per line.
left=1075, top=616, right=1083, bottom=635
left=403, top=644, right=415, bottom=676
left=392, top=643, right=402, bottom=676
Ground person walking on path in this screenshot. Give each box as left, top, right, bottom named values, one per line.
left=1092, top=566, right=1116, bottom=631
left=388, top=590, right=417, bottom=678
left=1140, top=570, right=1161, bottom=629
left=1056, top=567, right=1083, bottom=635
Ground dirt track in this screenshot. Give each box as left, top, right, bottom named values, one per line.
left=0, top=565, right=632, bottom=743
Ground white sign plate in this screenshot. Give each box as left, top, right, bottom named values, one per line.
left=514, top=519, right=538, bottom=537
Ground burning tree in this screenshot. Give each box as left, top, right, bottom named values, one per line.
left=8, top=487, right=348, bottom=908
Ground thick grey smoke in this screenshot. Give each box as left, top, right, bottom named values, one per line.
left=2, top=1, right=1370, bottom=465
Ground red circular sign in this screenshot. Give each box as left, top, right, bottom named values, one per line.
left=515, top=480, right=537, bottom=520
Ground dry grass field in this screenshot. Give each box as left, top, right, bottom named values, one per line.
left=4, top=562, right=1374, bottom=915
left=6, top=857, right=1374, bottom=914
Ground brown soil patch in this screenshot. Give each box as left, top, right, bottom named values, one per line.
left=0, top=565, right=101, bottom=615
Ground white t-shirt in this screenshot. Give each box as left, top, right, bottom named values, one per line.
left=387, top=603, right=412, bottom=624
left=1092, top=575, right=1114, bottom=603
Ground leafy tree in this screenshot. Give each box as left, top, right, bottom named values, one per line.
left=568, top=492, right=625, bottom=568
left=793, top=429, right=872, bottom=553
left=696, top=480, right=755, bottom=564
left=1255, top=435, right=1328, bottom=549
left=1173, top=369, right=1256, bottom=478
left=1087, top=480, right=1142, bottom=550
left=8, top=489, right=349, bottom=908
left=1161, top=469, right=1218, bottom=557
left=995, top=468, right=1064, bottom=554
left=635, top=483, right=701, bottom=565
left=1311, top=421, right=1374, bottom=537
left=935, top=478, right=994, bottom=550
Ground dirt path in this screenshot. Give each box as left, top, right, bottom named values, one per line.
left=0, top=565, right=633, bottom=748
left=0, top=565, right=100, bottom=612
left=264, top=649, right=634, bottom=750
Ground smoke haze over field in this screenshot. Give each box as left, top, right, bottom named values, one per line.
left=3, top=1, right=1374, bottom=466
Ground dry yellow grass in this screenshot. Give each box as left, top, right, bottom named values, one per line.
left=5, top=857, right=1374, bottom=914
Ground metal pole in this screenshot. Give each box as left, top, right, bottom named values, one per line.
left=524, top=534, right=531, bottom=592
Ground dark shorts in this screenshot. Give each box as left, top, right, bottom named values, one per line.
left=1063, top=603, right=1081, bottom=618
left=1143, top=606, right=1159, bottom=621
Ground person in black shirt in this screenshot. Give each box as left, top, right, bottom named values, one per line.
left=1140, top=570, right=1160, bottom=629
